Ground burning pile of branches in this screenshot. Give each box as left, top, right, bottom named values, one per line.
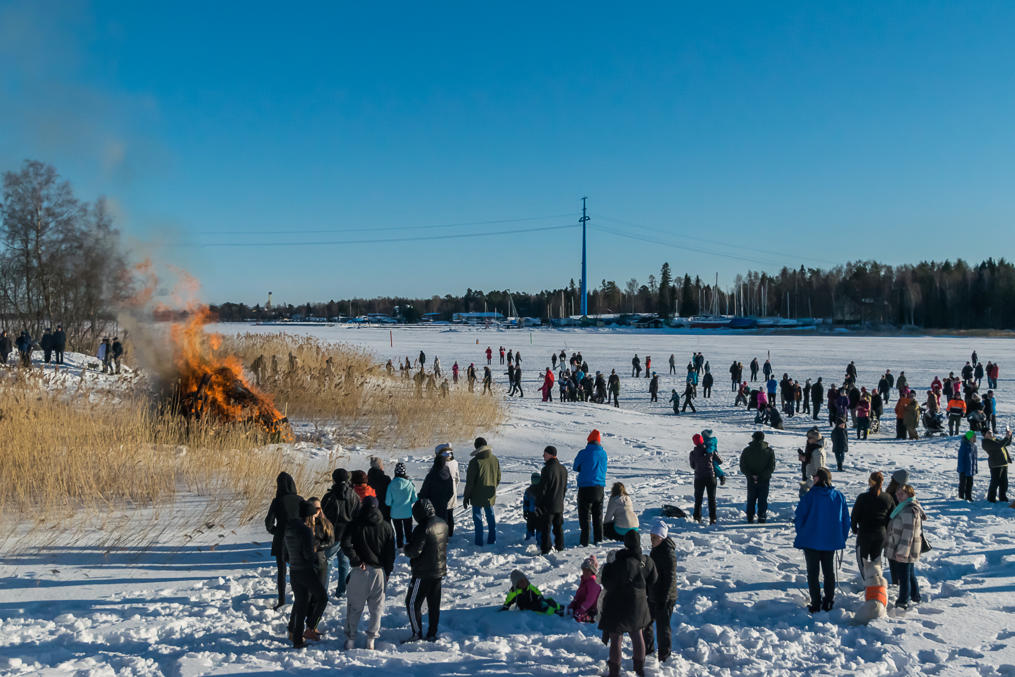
left=170, top=306, right=290, bottom=438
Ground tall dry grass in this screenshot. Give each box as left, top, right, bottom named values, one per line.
left=224, top=333, right=504, bottom=447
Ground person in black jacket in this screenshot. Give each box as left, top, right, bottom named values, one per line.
left=536, top=445, right=568, bottom=555
left=850, top=471, right=893, bottom=579
left=642, top=521, right=677, bottom=663
left=321, top=469, right=360, bottom=599
left=811, top=378, right=824, bottom=421
left=285, top=499, right=328, bottom=647
left=599, top=530, right=658, bottom=677
left=41, top=328, right=54, bottom=363
left=111, top=337, right=124, bottom=374
left=342, top=496, right=395, bottom=650
left=53, top=325, right=66, bottom=364
left=308, top=496, right=335, bottom=593
left=265, top=472, right=302, bottom=609
left=367, top=457, right=393, bottom=523
left=419, top=455, right=454, bottom=524
left=0, top=330, right=11, bottom=365
left=403, top=499, right=449, bottom=642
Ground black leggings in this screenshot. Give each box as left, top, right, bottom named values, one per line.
left=275, top=554, right=287, bottom=604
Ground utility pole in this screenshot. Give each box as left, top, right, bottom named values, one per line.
left=579, top=197, right=590, bottom=317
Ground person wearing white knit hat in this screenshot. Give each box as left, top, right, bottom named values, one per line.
left=434, top=443, right=460, bottom=536
left=644, top=519, right=677, bottom=663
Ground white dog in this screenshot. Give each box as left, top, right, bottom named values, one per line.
left=852, top=558, right=888, bottom=624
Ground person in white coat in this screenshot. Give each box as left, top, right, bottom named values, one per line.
left=436, top=443, right=460, bottom=537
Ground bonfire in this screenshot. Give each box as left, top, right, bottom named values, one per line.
left=170, top=306, right=290, bottom=438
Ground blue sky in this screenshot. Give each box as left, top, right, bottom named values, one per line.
left=2, top=1, right=1014, bottom=305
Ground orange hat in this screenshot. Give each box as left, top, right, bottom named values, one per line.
left=587, top=429, right=601, bottom=443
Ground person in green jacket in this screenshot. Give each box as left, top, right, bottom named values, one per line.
left=500, top=569, right=563, bottom=615
left=739, top=431, right=776, bottom=523
left=464, top=437, right=501, bottom=546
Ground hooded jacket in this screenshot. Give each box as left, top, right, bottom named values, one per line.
left=284, top=517, right=317, bottom=572
left=982, top=432, right=1013, bottom=468
left=648, top=537, right=678, bottom=607
left=850, top=488, right=893, bottom=556
left=464, top=446, right=501, bottom=507
left=884, top=498, right=927, bottom=564
left=367, top=466, right=392, bottom=519
left=957, top=437, right=978, bottom=475
left=385, top=476, right=418, bottom=520
left=793, top=484, right=850, bottom=551
left=404, top=499, right=449, bottom=579
left=568, top=571, right=602, bottom=622
left=264, top=472, right=302, bottom=558
left=419, top=458, right=455, bottom=518
left=343, top=501, right=396, bottom=579
left=739, top=439, right=775, bottom=481
left=599, top=531, right=658, bottom=634
left=321, top=477, right=360, bottom=545
left=573, top=442, right=608, bottom=487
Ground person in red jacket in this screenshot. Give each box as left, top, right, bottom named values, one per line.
left=485, top=346, right=493, bottom=365
left=540, top=368, right=555, bottom=402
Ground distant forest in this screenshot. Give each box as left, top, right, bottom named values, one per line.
left=211, top=259, right=1015, bottom=329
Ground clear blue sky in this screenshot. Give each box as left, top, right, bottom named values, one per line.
left=2, top=1, right=1014, bottom=305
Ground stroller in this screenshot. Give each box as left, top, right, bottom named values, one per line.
left=869, top=414, right=881, bottom=435
left=922, top=411, right=946, bottom=436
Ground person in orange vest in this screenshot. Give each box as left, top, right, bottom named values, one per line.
left=947, top=396, right=967, bottom=436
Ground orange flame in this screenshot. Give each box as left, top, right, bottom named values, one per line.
left=170, top=305, right=289, bottom=437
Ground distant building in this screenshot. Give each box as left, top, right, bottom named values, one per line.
left=452, top=311, right=504, bottom=325
left=421, top=313, right=442, bottom=323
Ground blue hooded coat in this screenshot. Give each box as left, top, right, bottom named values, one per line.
left=794, top=484, right=850, bottom=551
left=573, top=443, right=607, bottom=487
left=957, top=437, right=978, bottom=476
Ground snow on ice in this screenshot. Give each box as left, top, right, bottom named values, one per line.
left=3, top=327, right=1015, bottom=676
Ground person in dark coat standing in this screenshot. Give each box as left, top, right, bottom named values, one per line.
left=419, top=454, right=454, bottom=525
left=739, top=431, right=776, bottom=523
left=599, top=530, right=658, bottom=677
left=536, top=445, right=568, bottom=554
left=982, top=427, right=1013, bottom=503
left=367, top=457, right=393, bottom=523
left=342, top=495, right=395, bottom=650
left=811, top=378, right=824, bottom=421
left=265, top=472, right=302, bottom=609
left=40, top=328, right=54, bottom=363
left=642, top=520, right=677, bottom=664
left=322, top=469, right=360, bottom=599
left=403, top=499, right=449, bottom=642
left=53, top=325, right=66, bottom=364
left=284, top=499, right=328, bottom=647
left=0, top=330, right=11, bottom=365
left=689, top=433, right=720, bottom=524
left=850, top=471, right=893, bottom=578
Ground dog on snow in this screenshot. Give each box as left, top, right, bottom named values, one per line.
left=852, top=557, right=888, bottom=624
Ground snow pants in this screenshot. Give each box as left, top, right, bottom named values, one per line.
left=346, top=565, right=385, bottom=640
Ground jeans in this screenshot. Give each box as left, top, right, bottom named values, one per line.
left=803, top=548, right=836, bottom=607
left=577, top=485, right=604, bottom=546
left=472, top=504, right=496, bottom=545
left=988, top=465, right=1009, bottom=502
left=693, top=477, right=717, bottom=523
left=895, top=561, right=921, bottom=606
left=331, top=543, right=351, bottom=597
left=746, top=477, right=770, bottom=521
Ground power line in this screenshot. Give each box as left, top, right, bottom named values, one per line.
left=196, top=213, right=575, bottom=236
left=596, top=213, right=840, bottom=267
left=166, top=223, right=575, bottom=248
left=591, top=225, right=788, bottom=267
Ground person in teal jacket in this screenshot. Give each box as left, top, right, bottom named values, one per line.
left=794, top=467, right=850, bottom=613
left=385, top=462, right=418, bottom=548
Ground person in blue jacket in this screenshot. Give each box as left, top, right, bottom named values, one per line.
left=957, top=430, right=978, bottom=501
left=385, top=462, right=418, bottom=548
left=766, top=376, right=778, bottom=401
left=794, top=467, right=850, bottom=613
left=573, top=429, right=608, bottom=546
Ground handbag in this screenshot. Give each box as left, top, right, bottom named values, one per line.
left=920, top=533, right=932, bottom=554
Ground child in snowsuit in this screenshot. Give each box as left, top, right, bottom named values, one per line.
left=501, top=570, right=563, bottom=615
left=701, top=429, right=726, bottom=485
left=523, top=473, right=541, bottom=541
left=567, top=556, right=602, bottom=623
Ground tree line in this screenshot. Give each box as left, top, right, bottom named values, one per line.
left=0, top=160, right=132, bottom=348
left=212, top=258, right=1015, bottom=330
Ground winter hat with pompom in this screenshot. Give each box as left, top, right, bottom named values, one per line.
left=581, top=554, right=599, bottom=573
left=395, top=462, right=407, bottom=478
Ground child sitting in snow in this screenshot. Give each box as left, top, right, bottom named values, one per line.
left=701, top=429, right=726, bottom=486
left=523, top=473, right=541, bottom=541
left=566, top=556, right=602, bottom=623
left=501, top=570, right=563, bottom=615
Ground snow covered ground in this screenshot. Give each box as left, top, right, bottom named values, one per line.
left=3, top=327, right=1015, bottom=676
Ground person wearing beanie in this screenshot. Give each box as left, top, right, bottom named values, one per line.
left=321, top=468, right=360, bottom=600
left=464, top=437, right=501, bottom=546
left=740, top=431, right=776, bottom=523
left=434, top=443, right=461, bottom=537
left=342, top=494, right=395, bottom=650
left=523, top=472, right=542, bottom=541
left=567, top=555, right=602, bottom=623
left=385, top=463, right=418, bottom=548
left=350, top=470, right=377, bottom=501
left=574, top=430, right=609, bottom=546
left=884, top=484, right=927, bottom=609
left=689, top=433, right=722, bottom=524
left=957, top=431, right=978, bottom=501
left=643, top=520, right=677, bottom=662
left=284, top=498, right=327, bottom=648
left=500, top=570, right=563, bottom=615
left=794, top=467, right=850, bottom=613
left=537, top=445, right=568, bottom=554
left=600, top=530, right=658, bottom=677
left=367, top=457, right=393, bottom=524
